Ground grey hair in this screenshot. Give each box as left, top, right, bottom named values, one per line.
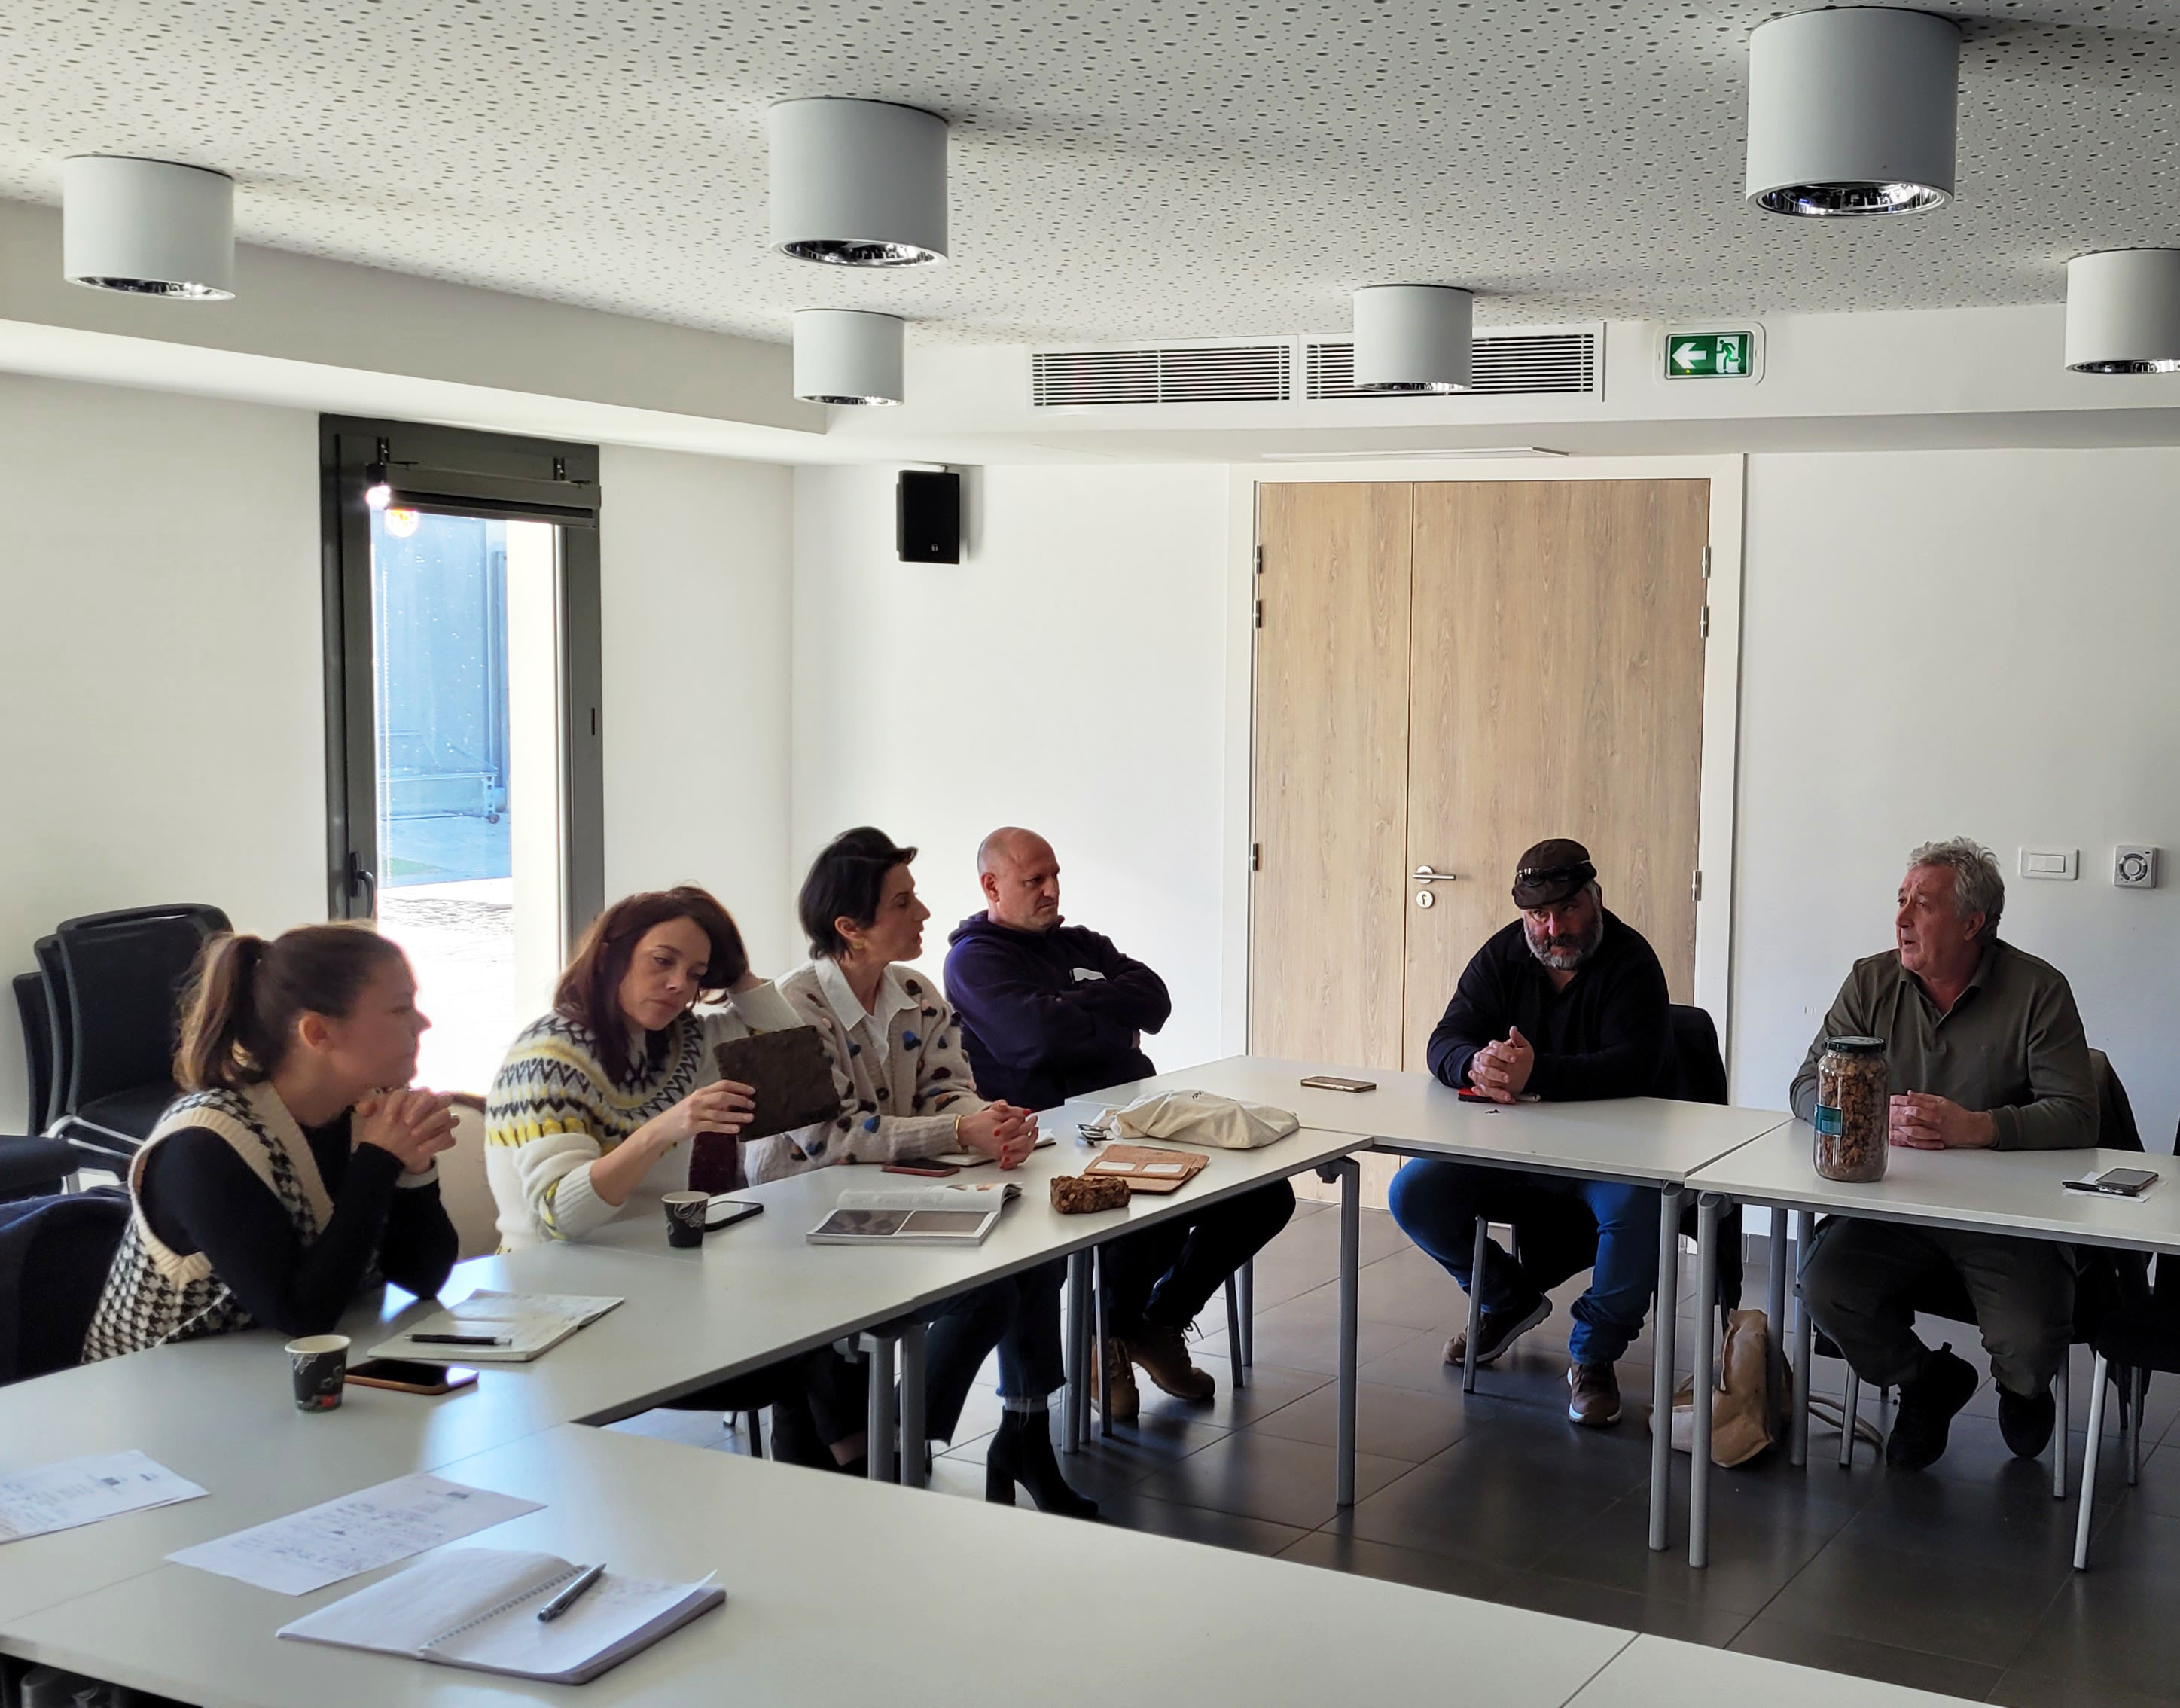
left=1907, top=837, right=2005, bottom=937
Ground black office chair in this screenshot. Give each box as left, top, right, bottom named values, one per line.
left=2075, top=1216, right=2180, bottom=1569
left=13, top=971, right=57, bottom=1134
left=50, top=904, right=230, bottom=1173
left=1817, top=1048, right=2142, bottom=1496
left=1666, top=1005, right=1743, bottom=1320
left=0, top=1188, right=127, bottom=1385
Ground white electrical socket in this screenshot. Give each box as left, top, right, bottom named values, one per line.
left=2114, top=846, right=2159, bottom=889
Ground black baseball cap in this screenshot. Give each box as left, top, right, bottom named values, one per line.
left=1511, top=839, right=1597, bottom=910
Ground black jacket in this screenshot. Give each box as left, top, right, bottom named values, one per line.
left=1427, top=910, right=1672, bottom=1100
left=943, top=914, right=1171, bottom=1111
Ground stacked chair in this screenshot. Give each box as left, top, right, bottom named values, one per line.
left=15, top=904, right=230, bottom=1176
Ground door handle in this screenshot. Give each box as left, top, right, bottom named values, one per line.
left=1412, top=866, right=1459, bottom=883
left=346, top=850, right=379, bottom=917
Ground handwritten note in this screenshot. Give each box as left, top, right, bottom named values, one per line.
left=0, top=1451, right=206, bottom=1543
left=167, top=1472, right=541, bottom=1595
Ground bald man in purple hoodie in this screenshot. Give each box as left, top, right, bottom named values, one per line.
left=946, top=828, right=1294, bottom=1421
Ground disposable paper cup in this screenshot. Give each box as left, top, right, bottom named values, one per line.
left=286, top=1334, right=350, bottom=1411
left=663, top=1190, right=712, bottom=1248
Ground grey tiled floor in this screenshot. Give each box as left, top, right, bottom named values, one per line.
left=613, top=1201, right=2180, bottom=1705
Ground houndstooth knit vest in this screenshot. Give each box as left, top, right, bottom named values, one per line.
left=80, top=1081, right=340, bottom=1362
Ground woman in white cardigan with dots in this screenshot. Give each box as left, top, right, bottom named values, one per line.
left=761, top=826, right=1094, bottom=1520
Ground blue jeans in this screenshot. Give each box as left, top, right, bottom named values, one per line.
left=922, top=1260, right=1067, bottom=1437
left=1387, top=1159, right=1661, bottom=1367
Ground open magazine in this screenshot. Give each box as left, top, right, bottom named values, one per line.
left=807, top=1181, right=1022, bottom=1246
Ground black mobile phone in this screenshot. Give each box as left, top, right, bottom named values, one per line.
left=345, top=1359, right=479, bottom=1396
left=705, top=1198, right=765, bottom=1231
left=1300, top=1075, right=1377, bottom=1093
left=2066, top=1167, right=2160, bottom=1197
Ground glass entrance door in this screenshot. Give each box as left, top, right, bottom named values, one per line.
left=370, top=508, right=564, bottom=1091
left=322, top=418, right=604, bottom=1098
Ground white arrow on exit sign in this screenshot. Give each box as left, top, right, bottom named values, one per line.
left=1672, top=340, right=1706, bottom=371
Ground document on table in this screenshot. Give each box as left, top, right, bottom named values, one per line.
left=166, top=1472, right=542, bottom=1595
left=370, top=1290, right=624, bottom=1363
left=0, top=1451, right=207, bottom=1544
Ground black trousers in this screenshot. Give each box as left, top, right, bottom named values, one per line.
left=1101, top=1181, right=1297, bottom=1337
left=668, top=1345, right=868, bottom=1468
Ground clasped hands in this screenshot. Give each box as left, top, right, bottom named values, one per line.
left=1889, top=1092, right=1997, bottom=1151
left=956, top=1102, right=1039, bottom=1168
left=354, top=1087, right=460, bottom=1174
left=1467, top=1026, right=1537, bottom=1104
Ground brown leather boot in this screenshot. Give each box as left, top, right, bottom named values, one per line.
left=1566, top=1361, right=1622, bottom=1428
left=1130, top=1324, right=1216, bottom=1402
left=1098, top=1336, right=1140, bottom=1422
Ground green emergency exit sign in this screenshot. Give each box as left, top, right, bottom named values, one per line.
left=1665, top=331, right=1753, bottom=378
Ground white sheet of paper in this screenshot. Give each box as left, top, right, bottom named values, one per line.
left=166, top=1473, right=542, bottom=1595
left=0, top=1451, right=207, bottom=1544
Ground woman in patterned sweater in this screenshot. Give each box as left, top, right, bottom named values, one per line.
left=486, top=886, right=868, bottom=1472
left=83, top=925, right=458, bottom=1361
left=764, top=828, right=1096, bottom=1518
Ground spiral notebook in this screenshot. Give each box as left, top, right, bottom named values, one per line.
left=277, top=1547, right=724, bottom=1685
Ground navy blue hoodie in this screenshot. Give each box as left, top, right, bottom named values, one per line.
left=944, top=913, right=1171, bottom=1112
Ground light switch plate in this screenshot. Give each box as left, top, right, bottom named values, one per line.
left=2115, top=846, right=2160, bottom=889
left=2019, top=848, right=2078, bottom=881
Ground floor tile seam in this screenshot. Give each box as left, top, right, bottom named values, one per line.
left=1729, top=1607, right=2014, bottom=1687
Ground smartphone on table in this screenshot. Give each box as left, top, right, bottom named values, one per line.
left=2063, top=1166, right=2159, bottom=1197
left=345, top=1360, right=479, bottom=1396
left=1300, top=1075, right=1377, bottom=1093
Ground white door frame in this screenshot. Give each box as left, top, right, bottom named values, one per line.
left=1221, top=455, right=1749, bottom=1072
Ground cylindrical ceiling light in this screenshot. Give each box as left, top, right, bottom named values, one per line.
left=1745, top=8, right=1959, bottom=218
left=793, top=309, right=904, bottom=405
left=2066, top=250, right=2180, bottom=375
left=770, top=99, right=947, bottom=267
left=1352, top=285, right=1472, bottom=393
left=62, top=155, right=236, bottom=297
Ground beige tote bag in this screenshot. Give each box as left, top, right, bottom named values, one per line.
left=1095, top=1090, right=1300, bottom=1151
left=1663, top=1307, right=1777, bottom=1468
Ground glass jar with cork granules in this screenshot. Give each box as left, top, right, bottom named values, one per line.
left=1814, top=1036, right=1888, bottom=1183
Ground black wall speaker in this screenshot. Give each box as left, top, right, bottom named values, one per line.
left=897, top=469, right=962, bottom=564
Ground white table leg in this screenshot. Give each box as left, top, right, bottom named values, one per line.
left=1649, top=1186, right=1685, bottom=1553
left=1689, top=1194, right=1721, bottom=1569
left=861, top=1331, right=897, bottom=1484
left=1317, top=1157, right=1362, bottom=1511
left=897, top=1320, right=926, bottom=1490
left=1765, top=1205, right=1789, bottom=1398
left=1791, top=1210, right=1813, bottom=1469
left=1463, top=1214, right=1488, bottom=1395
left=1063, top=1249, right=1092, bottom=1455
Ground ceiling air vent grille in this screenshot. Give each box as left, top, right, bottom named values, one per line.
left=1032, top=343, right=1292, bottom=406
left=1306, top=331, right=1598, bottom=399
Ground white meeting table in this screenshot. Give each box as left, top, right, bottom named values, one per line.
left=1111, top=1055, right=1791, bottom=1554
left=5, top=1420, right=1632, bottom=1708
left=1681, top=1124, right=2180, bottom=1566
left=2, top=1420, right=1978, bottom=1708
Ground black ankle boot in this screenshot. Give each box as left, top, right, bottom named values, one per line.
left=984, top=1408, right=1099, bottom=1519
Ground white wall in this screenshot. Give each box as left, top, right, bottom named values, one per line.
left=791, top=463, right=1232, bottom=1070
left=0, top=374, right=326, bottom=1127
left=598, top=445, right=797, bottom=974
left=1733, top=447, right=2180, bottom=1149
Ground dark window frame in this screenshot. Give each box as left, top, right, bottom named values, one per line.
left=318, top=416, right=605, bottom=945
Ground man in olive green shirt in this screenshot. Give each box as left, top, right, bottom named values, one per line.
left=1794, top=837, right=2095, bottom=1472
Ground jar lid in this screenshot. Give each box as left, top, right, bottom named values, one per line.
left=1826, top=1035, right=1884, bottom=1054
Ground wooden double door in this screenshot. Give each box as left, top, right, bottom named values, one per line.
left=1249, top=480, right=1711, bottom=1200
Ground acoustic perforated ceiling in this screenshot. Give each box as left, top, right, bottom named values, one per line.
left=0, top=1, right=2173, bottom=345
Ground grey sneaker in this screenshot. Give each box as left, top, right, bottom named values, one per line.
left=1442, top=1295, right=1552, bottom=1368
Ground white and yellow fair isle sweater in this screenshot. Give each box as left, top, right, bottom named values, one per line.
left=483, top=999, right=756, bottom=1249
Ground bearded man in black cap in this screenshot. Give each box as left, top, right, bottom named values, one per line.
left=1386, top=839, right=1672, bottom=1427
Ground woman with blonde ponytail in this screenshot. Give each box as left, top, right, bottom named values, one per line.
left=81, top=924, right=459, bottom=1361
